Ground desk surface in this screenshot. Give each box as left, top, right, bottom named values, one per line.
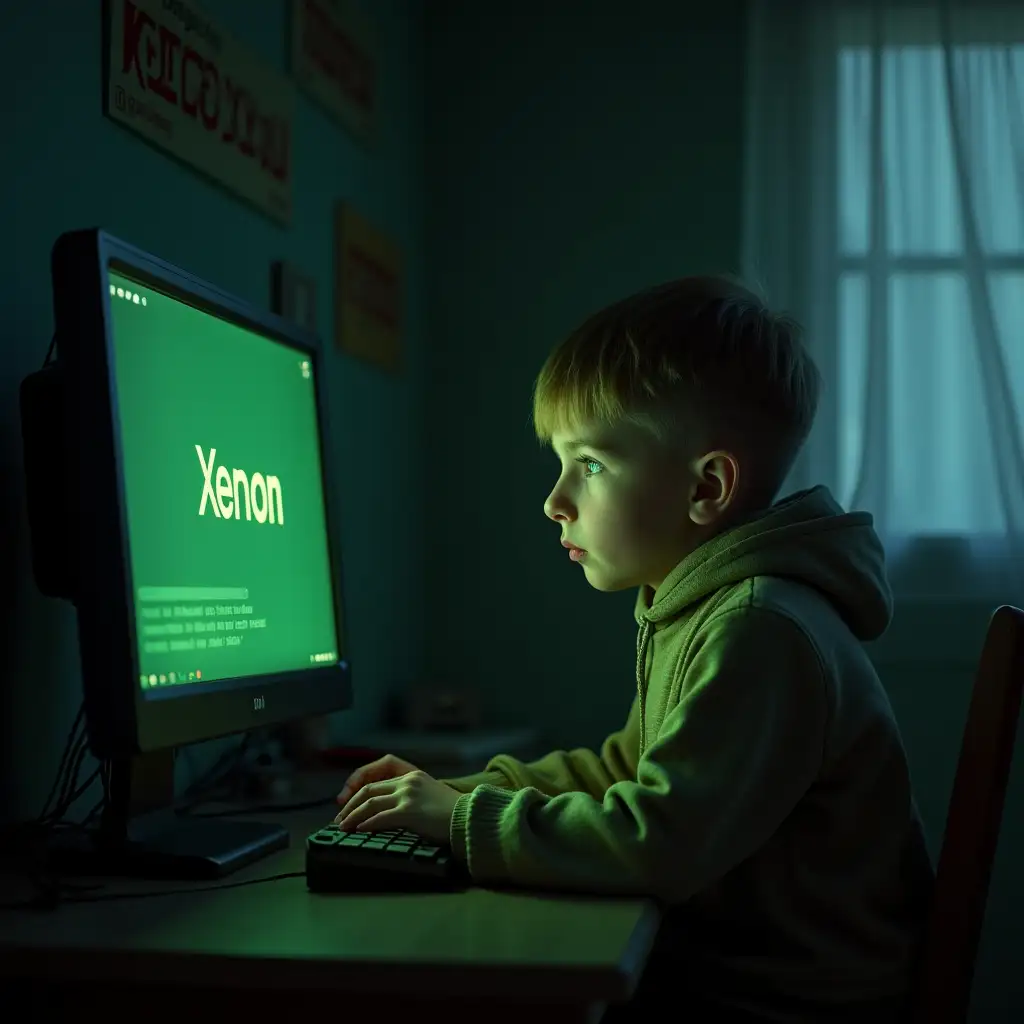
left=0, top=775, right=660, bottom=1005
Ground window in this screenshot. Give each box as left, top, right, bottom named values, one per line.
left=835, top=39, right=1024, bottom=535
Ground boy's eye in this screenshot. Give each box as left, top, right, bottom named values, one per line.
left=574, top=454, right=603, bottom=477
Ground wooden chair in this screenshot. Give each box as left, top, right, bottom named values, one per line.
left=911, top=604, right=1024, bottom=1024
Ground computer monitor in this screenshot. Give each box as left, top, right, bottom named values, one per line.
left=19, top=228, right=352, bottom=878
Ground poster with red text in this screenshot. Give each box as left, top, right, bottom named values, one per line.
left=105, top=0, right=295, bottom=225
left=334, top=203, right=402, bottom=374
left=291, top=0, right=375, bottom=144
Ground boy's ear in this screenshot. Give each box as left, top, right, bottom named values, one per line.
left=688, top=450, right=740, bottom=525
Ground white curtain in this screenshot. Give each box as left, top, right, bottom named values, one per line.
left=743, top=0, right=1024, bottom=605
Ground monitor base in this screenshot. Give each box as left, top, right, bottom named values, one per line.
left=44, top=814, right=290, bottom=880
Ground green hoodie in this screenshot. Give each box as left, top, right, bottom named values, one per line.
left=443, top=485, right=934, bottom=1015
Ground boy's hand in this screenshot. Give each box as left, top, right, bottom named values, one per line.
left=335, top=753, right=421, bottom=809
left=334, top=768, right=462, bottom=845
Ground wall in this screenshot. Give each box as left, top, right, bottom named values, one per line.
left=422, top=0, right=749, bottom=748
left=1, top=0, right=427, bottom=820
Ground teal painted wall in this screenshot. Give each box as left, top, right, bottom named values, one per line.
left=422, top=0, right=749, bottom=751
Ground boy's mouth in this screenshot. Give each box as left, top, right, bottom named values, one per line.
left=561, top=540, right=588, bottom=562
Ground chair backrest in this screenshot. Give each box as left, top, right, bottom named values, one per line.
left=912, top=604, right=1024, bottom=1024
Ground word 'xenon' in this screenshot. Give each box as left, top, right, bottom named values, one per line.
left=196, top=446, right=284, bottom=525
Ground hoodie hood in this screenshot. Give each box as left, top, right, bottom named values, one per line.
left=636, top=485, right=893, bottom=642
left=630, top=486, right=892, bottom=757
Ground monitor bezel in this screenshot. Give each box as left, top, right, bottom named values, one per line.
left=52, top=228, right=352, bottom=759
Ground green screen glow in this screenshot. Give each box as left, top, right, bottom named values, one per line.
left=108, top=270, right=340, bottom=694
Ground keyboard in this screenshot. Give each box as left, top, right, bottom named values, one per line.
left=305, top=823, right=471, bottom=892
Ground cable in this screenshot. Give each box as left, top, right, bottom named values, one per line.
left=0, top=704, right=89, bottom=851
left=0, top=680, right=311, bottom=910
left=173, top=732, right=255, bottom=814
left=0, top=702, right=114, bottom=910
left=46, top=738, right=91, bottom=827
left=35, top=703, right=85, bottom=825
left=0, top=869, right=306, bottom=911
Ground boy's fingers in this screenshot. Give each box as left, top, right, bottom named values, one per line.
left=336, top=776, right=360, bottom=804
left=336, top=757, right=396, bottom=804
left=336, top=768, right=374, bottom=804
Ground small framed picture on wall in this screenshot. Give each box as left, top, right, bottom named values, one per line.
left=271, top=261, right=317, bottom=334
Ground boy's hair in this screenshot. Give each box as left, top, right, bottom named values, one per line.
left=531, top=275, right=821, bottom=508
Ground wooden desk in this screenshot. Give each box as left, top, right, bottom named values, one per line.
left=0, top=788, right=660, bottom=1023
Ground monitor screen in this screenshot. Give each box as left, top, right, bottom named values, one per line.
left=107, top=269, right=340, bottom=698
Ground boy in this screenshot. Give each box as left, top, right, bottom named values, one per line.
left=334, top=276, right=935, bottom=1022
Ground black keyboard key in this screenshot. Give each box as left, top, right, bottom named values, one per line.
left=309, top=831, right=341, bottom=846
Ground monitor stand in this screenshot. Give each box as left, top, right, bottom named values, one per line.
left=45, top=749, right=290, bottom=880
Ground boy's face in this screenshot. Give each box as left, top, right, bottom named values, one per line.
left=544, top=421, right=741, bottom=594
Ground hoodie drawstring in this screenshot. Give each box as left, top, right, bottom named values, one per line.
left=636, top=618, right=652, bottom=758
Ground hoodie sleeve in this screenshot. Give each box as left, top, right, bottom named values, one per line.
left=442, top=700, right=640, bottom=798
left=448, top=608, right=828, bottom=898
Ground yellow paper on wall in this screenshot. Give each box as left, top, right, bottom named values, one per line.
left=334, top=203, right=403, bottom=374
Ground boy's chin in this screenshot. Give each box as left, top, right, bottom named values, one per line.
left=579, top=560, right=640, bottom=593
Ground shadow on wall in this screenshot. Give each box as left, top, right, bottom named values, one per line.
left=2, top=436, right=29, bottom=816
left=1, top=400, right=77, bottom=822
